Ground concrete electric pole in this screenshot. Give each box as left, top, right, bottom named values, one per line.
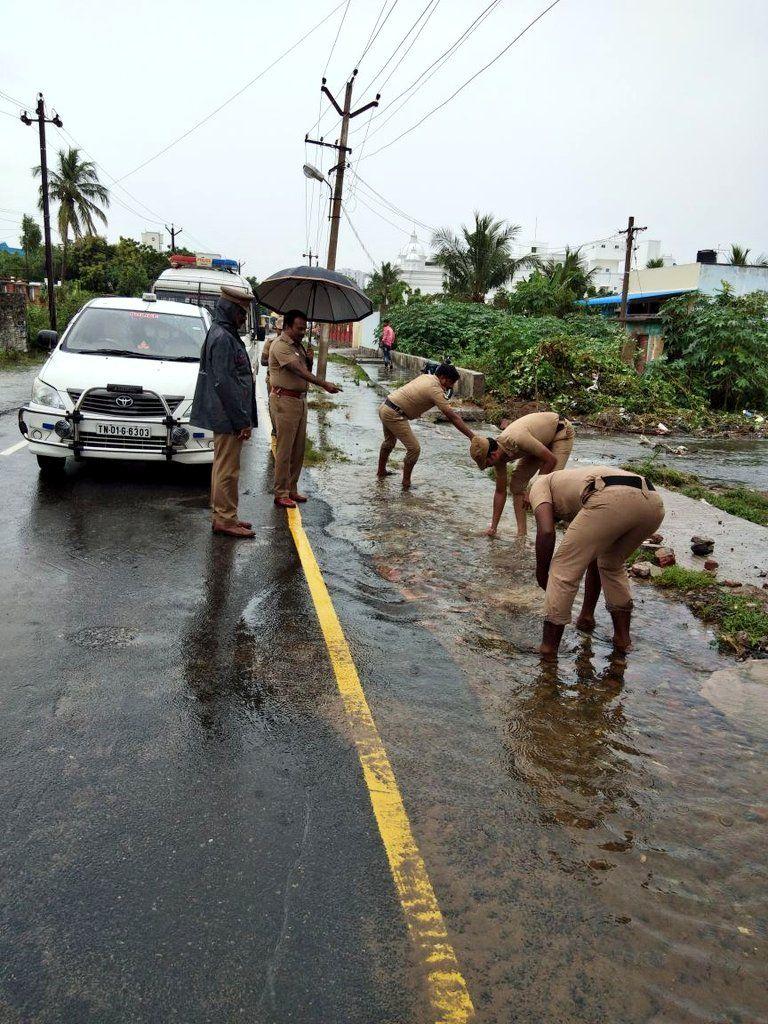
left=21, top=94, right=62, bottom=331
left=618, top=215, right=647, bottom=327
left=306, top=70, right=379, bottom=380
left=165, top=223, right=183, bottom=253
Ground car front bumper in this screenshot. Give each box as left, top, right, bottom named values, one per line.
left=19, top=405, right=215, bottom=464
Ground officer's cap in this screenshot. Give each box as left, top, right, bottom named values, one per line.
left=220, top=283, right=254, bottom=309
left=470, top=434, right=494, bottom=470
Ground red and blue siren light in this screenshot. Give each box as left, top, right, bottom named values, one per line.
left=169, top=254, right=239, bottom=271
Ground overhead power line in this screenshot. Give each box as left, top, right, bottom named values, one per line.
left=361, top=0, right=563, bottom=163
left=324, top=0, right=353, bottom=77
left=341, top=205, right=378, bottom=268
left=354, top=0, right=502, bottom=144
left=349, top=170, right=436, bottom=233
left=357, top=0, right=399, bottom=67
left=357, top=0, right=437, bottom=95
left=352, top=0, right=501, bottom=138
left=116, top=0, right=347, bottom=183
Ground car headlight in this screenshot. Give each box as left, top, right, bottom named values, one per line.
left=177, top=401, right=193, bottom=419
left=31, top=377, right=66, bottom=410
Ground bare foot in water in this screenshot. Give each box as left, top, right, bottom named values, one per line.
left=376, top=470, right=395, bottom=478
left=575, top=614, right=596, bottom=633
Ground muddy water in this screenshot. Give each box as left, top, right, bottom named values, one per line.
left=306, top=364, right=767, bottom=1023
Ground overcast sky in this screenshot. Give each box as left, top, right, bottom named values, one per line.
left=1, top=0, right=766, bottom=278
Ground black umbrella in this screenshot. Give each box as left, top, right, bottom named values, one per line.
left=255, top=266, right=373, bottom=324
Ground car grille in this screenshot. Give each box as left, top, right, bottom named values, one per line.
left=78, top=431, right=167, bottom=452
left=68, top=389, right=184, bottom=417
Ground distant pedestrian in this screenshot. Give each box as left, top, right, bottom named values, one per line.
left=268, top=309, right=340, bottom=509
left=469, top=411, right=575, bottom=537
left=190, top=284, right=258, bottom=539
left=529, top=466, right=665, bottom=658
left=380, top=318, right=395, bottom=370
left=377, top=364, right=474, bottom=490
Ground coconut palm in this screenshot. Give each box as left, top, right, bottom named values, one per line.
left=540, top=246, right=595, bottom=298
left=365, top=261, right=405, bottom=312
left=33, top=147, right=109, bottom=282
left=19, top=214, right=41, bottom=281
left=646, top=257, right=664, bottom=269
left=431, top=212, right=532, bottom=303
left=728, top=244, right=751, bottom=266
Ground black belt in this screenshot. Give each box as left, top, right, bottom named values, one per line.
left=385, top=398, right=406, bottom=416
left=586, top=474, right=655, bottom=493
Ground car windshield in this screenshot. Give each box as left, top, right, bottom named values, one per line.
left=63, top=307, right=206, bottom=360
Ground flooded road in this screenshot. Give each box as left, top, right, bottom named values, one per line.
left=0, top=350, right=766, bottom=1023
left=307, top=359, right=768, bottom=1023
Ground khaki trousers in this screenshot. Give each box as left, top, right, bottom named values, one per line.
left=211, top=432, right=243, bottom=523
left=508, top=421, right=575, bottom=495
left=379, top=403, right=420, bottom=472
left=270, top=392, right=307, bottom=498
left=544, top=485, right=665, bottom=625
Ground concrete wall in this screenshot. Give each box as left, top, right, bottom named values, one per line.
left=355, top=345, right=484, bottom=402
left=626, top=263, right=702, bottom=295
left=699, top=263, right=768, bottom=296
left=0, top=292, right=27, bottom=353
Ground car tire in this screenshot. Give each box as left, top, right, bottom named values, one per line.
left=36, top=454, right=67, bottom=478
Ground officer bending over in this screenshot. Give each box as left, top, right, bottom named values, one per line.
left=377, top=364, right=474, bottom=490
left=469, top=411, right=574, bottom=537
left=529, top=466, right=665, bottom=658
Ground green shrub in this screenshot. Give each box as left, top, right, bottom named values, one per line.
left=27, top=285, right=100, bottom=347
left=652, top=566, right=713, bottom=591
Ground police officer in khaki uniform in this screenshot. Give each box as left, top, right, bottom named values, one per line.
left=377, top=364, right=475, bottom=489
left=529, top=465, right=665, bottom=658
left=469, top=411, right=575, bottom=537
left=268, top=309, right=339, bottom=509
left=260, top=333, right=276, bottom=436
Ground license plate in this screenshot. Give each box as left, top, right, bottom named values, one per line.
left=93, top=422, right=153, bottom=438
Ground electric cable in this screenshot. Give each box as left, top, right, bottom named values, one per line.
left=116, top=0, right=347, bottom=183
left=360, top=0, right=563, bottom=162
left=341, top=204, right=378, bottom=269
left=357, top=0, right=437, bottom=95
left=352, top=0, right=501, bottom=138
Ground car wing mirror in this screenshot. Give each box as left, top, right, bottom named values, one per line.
left=37, top=329, right=59, bottom=352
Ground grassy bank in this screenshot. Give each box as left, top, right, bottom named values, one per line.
left=0, top=349, right=44, bottom=371
left=651, top=566, right=768, bottom=657
left=623, top=456, right=768, bottom=527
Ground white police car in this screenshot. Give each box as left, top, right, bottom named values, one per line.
left=19, top=295, right=215, bottom=476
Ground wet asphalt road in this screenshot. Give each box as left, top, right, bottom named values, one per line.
left=2, top=356, right=767, bottom=1023
left=0, top=364, right=430, bottom=1023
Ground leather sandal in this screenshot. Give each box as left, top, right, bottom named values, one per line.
left=237, top=520, right=253, bottom=528
left=274, top=497, right=297, bottom=509
left=289, top=493, right=308, bottom=503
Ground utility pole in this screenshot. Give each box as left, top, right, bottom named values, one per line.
left=21, top=94, right=62, bottom=332
left=303, top=250, right=319, bottom=266
left=165, top=223, right=183, bottom=253
left=618, top=216, right=647, bottom=326
left=306, top=69, right=379, bottom=380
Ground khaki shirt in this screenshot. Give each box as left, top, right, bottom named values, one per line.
left=261, top=336, right=272, bottom=367
left=268, top=332, right=310, bottom=392
left=497, top=411, right=561, bottom=459
left=388, top=374, right=452, bottom=419
left=530, top=466, right=639, bottom=521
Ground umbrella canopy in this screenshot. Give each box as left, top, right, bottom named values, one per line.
left=255, top=266, right=373, bottom=324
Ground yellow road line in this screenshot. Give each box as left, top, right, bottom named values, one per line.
left=286, top=507, right=475, bottom=1023
left=0, top=439, right=27, bottom=457
left=257, top=373, right=473, bottom=1017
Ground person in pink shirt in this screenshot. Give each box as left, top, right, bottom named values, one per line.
left=380, top=319, right=395, bottom=370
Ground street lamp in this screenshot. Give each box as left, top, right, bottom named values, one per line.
left=303, top=163, right=332, bottom=191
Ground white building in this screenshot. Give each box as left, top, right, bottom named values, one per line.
left=395, top=232, right=445, bottom=295
left=508, top=234, right=668, bottom=293
left=141, top=231, right=164, bottom=253
left=338, top=267, right=371, bottom=290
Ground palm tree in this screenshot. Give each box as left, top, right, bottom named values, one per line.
left=646, top=257, right=664, bottom=269
left=19, top=214, right=41, bottom=281
left=431, top=212, right=532, bottom=302
left=540, top=246, right=595, bottom=298
left=33, top=147, right=109, bottom=283
left=365, top=261, right=405, bottom=312
left=728, top=244, right=751, bottom=266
